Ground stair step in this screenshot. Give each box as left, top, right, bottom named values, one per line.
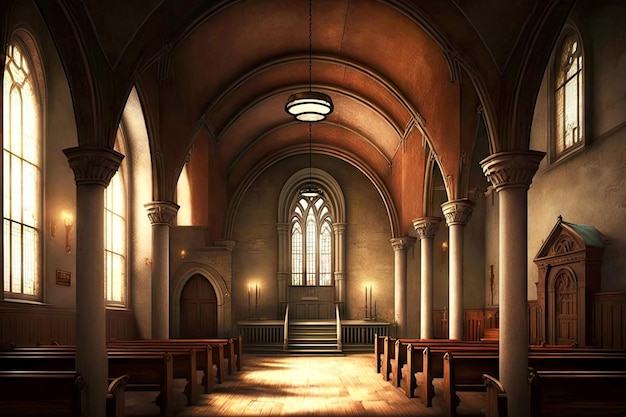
left=286, top=320, right=341, bottom=354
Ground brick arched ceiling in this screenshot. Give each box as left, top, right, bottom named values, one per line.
left=32, top=0, right=574, bottom=233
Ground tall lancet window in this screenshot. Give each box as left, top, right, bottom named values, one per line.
left=552, top=26, right=584, bottom=163
left=3, top=40, right=42, bottom=299
left=291, top=194, right=333, bottom=286
left=104, top=130, right=127, bottom=306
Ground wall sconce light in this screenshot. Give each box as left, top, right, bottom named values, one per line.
left=180, top=249, right=186, bottom=259
left=441, top=241, right=448, bottom=264
left=62, top=211, right=73, bottom=253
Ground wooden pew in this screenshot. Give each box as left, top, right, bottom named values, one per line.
left=108, top=352, right=175, bottom=417
left=392, top=339, right=493, bottom=389
left=442, top=351, right=499, bottom=417
left=381, top=336, right=395, bottom=381
left=441, top=350, right=626, bottom=417
left=0, top=370, right=87, bottom=417
left=108, top=338, right=234, bottom=382
left=373, top=333, right=386, bottom=374
left=118, top=336, right=243, bottom=373
left=403, top=341, right=626, bottom=405
left=18, top=342, right=215, bottom=394
left=529, top=369, right=626, bottom=417
left=107, top=346, right=205, bottom=396
left=107, top=375, right=129, bottom=417
left=405, top=344, right=499, bottom=404
left=0, top=351, right=176, bottom=417
left=483, top=373, right=507, bottom=417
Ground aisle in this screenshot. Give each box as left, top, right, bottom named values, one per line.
left=126, top=353, right=486, bottom=417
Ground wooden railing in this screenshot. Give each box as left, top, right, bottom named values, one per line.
left=283, top=304, right=289, bottom=350
left=341, top=320, right=391, bottom=352
left=237, top=320, right=284, bottom=352
left=236, top=318, right=390, bottom=353
left=335, top=304, right=342, bottom=351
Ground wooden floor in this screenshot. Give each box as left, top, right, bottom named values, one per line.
left=125, top=353, right=486, bottom=417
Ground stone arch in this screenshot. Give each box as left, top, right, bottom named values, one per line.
left=276, top=168, right=347, bottom=316
left=171, top=262, right=231, bottom=337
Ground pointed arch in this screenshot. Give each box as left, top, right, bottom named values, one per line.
left=171, top=263, right=230, bottom=337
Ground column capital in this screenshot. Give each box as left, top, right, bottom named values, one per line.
left=441, top=199, right=475, bottom=226
left=412, top=217, right=441, bottom=239
left=480, top=150, right=545, bottom=191
left=276, top=223, right=290, bottom=233
left=332, top=222, right=347, bottom=232
left=390, top=236, right=416, bottom=251
left=63, top=146, right=124, bottom=187
left=145, top=201, right=180, bottom=226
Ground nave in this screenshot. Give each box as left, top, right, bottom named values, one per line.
left=127, top=354, right=484, bottom=417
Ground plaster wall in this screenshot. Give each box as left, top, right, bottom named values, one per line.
left=528, top=2, right=626, bottom=296
left=229, top=154, right=394, bottom=324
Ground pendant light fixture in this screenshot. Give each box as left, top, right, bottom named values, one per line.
left=285, top=0, right=333, bottom=122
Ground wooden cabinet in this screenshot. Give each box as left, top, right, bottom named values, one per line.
left=533, top=217, right=604, bottom=346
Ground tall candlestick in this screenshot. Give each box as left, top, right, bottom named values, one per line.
left=369, top=285, right=373, bottom=318
left=374, top=301, right=377, bottom=319
left=364, top=285, right=368, bottom=318
left=248, top=287, right=251, bottom=308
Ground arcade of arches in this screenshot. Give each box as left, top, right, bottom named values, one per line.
left=2, top=2, right=626, bottom=417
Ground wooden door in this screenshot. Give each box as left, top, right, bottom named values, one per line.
left=554, top=271, right=577, bottom=345
left=180, top=274, right=217, bottom=338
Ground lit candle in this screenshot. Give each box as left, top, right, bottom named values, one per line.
left=364, top=286, right=367, bottom=309
left=248, top=286, right=251, bottom=308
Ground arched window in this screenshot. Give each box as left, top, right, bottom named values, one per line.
left=3, top=39, right=42, bottom=299
left=290, top=194, right=333, bottom=286
left=104, top=129, right=127, bottom=305
left=551, top=26, right=584, bottom=163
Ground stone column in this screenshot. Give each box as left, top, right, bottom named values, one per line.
left=276, top=223, right=290, bottom=315
left=391, top=237, right=416, bottom=337
left=413, top=217, right=441, bottom=339
left=64, top=146, right=123, bottom=417
left=440, top=199, right=474, bottom=340
left=333, top=223, right=347, bottom=308
left=145, top=201, right=179, bottom=339
left=481, top=150, right=544, bottom=417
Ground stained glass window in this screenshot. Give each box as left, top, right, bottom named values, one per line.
left=291, top=194, right=333, bottom=286
left=3, top=41, right=41, bottom=299
left=554, top=31, right=583, bottom=158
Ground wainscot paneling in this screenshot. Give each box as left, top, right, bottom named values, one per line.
left=528, top=300, right=543, bottom=345
left=593, top=291, right=626, bottom=349
left=0, top=302, right=137, bottom=349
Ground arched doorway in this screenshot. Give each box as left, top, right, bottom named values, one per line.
left=180, top=274, right=217, bottom=338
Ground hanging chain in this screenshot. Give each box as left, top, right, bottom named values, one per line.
left=309, top=121, right=313, bottom=185
left=309, top=0, right=313, bottom=92
left=308, top=0, right=313, bottom=186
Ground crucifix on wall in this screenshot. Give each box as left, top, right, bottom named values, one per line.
left=489, top=264, right=495, bottom=306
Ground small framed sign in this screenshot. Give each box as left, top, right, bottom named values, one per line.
left=56, top=269, right=71, bottom=286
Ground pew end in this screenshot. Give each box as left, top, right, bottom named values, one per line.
left=483, top=373, right=507, bottom=417
left=107, top=374, right=129, bottom=417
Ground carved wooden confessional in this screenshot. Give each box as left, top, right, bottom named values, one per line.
left=533, top=216, right=604, bottom=346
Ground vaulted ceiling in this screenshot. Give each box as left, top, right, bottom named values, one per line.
left=22, top=0, right=575, bottom=237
